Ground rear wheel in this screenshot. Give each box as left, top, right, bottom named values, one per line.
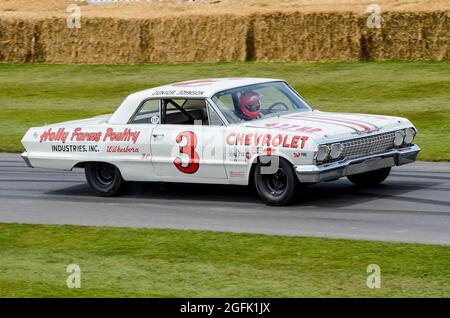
left=85, top=162, right=126, bottom=197
left=347, top=167, right=391, bottom=187
left=254, top=157, right=299, bottom=206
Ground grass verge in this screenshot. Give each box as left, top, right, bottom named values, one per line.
left=0, top=61, right=449, bottom=160
left=0, top=223, right=449, bottom=297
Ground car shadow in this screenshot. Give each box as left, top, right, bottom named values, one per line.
left=298, top=180, right=449, bottom=209
left=46, top=175, right=447, bottom=209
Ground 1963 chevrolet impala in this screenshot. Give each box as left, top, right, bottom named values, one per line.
left=21, top=78, right=420, bottom=205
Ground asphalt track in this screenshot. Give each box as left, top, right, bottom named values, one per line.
left=0, top=153, right=449, bottom=245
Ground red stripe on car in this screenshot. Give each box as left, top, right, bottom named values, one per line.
left=293, top=115, right=372, bottom=132
left=287, top=116, right=360, bottom=133
left=310, top=114, right=379, bottom=129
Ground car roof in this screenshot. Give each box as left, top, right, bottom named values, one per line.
left=108, top=77, right=283, bottom=124
left=130, top=77, right=283, bottom=99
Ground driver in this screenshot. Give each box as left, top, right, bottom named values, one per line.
left=236, top=91, right=263, bottom=121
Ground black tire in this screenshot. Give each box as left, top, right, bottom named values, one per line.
left=254, top=157, right=299, bottom=206
left=347, top=167, right=391, bottom=187
left=85, top=162, right=126, bottom=197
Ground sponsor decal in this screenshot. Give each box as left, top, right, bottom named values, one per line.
left=70, top=128, right=103, bottom=142
left=264, top=123, right=322, bottom=133
left=150, top=115, right=160, bottom=124
left=230, top=171, right=245, bottom=178
left=152, top=90, right=177, bottom=96
left=51, top=145, right=99, bottom=153
left=226, top=132, right=309, bottom=149
left=176, top=90, right=206, bottom=96
left=250, top=146, right=264, bottom=155
left=293, top=152, right=308, bottom=158
left=228, top=149, right=247, bottom=162
left=151, top=89, right=205, bottom=97
left=106, top=146, right=139, bottom=153
left=40, top=128, right=70, bottom=143
left=288, top=115, right=360, bottom=133
left=248, top=146, right=278, bottom=155
left=103, top=128, right=140, bottom=144
left=40, top=128, right=141, bottom=144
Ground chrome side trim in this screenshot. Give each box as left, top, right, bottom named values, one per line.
left=295, top=145, right=420, bottom=183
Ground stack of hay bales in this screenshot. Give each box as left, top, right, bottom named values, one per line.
left=0, top=11, right=448, bottom=63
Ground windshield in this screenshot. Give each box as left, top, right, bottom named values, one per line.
left=211, top=82, right=311, bottom=124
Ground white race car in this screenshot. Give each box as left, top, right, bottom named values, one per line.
left=22, top=78, right=420, bottom=205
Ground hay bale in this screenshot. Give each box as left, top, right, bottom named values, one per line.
left=38, top=18, right=142, bottom=63
left=0, top=18, right=37, bottom=62
left=142, top=14, right=248, bottom=63
left=251, top=12, right=361, bottom=61
left=359, top=11, right=450, bottom=61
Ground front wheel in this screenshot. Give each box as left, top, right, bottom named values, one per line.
left=85, top=162, right=126, bottom=197
left=254, top=157, right=299, bottom=206
left=347, top=167, right=391, bottom=187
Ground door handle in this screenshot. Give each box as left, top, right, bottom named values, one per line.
left=152, top=133, right=165, bottom=138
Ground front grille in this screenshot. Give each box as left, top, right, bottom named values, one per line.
left=339, top=131, right=396, bottom=159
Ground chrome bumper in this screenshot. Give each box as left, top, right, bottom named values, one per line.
left=21, top=152, right=33, bottom=168
left=295, top=145, right=420, bottom=183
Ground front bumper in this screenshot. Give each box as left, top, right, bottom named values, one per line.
left=295, top=145, right=420, bottom=183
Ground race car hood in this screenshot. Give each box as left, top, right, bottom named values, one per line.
left=241, top=110, right=412, bottom=140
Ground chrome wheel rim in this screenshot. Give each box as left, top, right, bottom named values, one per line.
left=94, top=163, right=115, bottom=186
left=262, top=168, right=287, bottom=196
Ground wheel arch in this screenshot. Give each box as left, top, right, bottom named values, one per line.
left=247, top=153, right=294, bottom=185
left=72, top=161, right=121, bottom=171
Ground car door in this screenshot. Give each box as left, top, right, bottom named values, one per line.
left=150, top=99, right=228, bottom=182
left=118, top=98, right=160, bottom=181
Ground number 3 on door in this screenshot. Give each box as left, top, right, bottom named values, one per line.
left=174, top=131, right=200, bottom=174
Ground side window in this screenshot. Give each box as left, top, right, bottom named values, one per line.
left=215, top=94, right=234, bottom=110
left=130, top=99, right=160, bottom=124
left=163, top=99, right=210, bottom=126
left=213, top=94, right=240, bottom=123
left=166, top=99, right=186, bottom=113
left=208, top=106, right=224, bottom=126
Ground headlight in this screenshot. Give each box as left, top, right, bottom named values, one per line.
left=394, top=130, right=405, bottom=147
left=316, top=145, right=330, bottom=162
left=330, top=143, right=344, bottom=159
left=404, top=128, right=416, bottom=145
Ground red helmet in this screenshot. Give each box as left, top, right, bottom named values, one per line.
left=239, top=91, right=261, bottom=120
